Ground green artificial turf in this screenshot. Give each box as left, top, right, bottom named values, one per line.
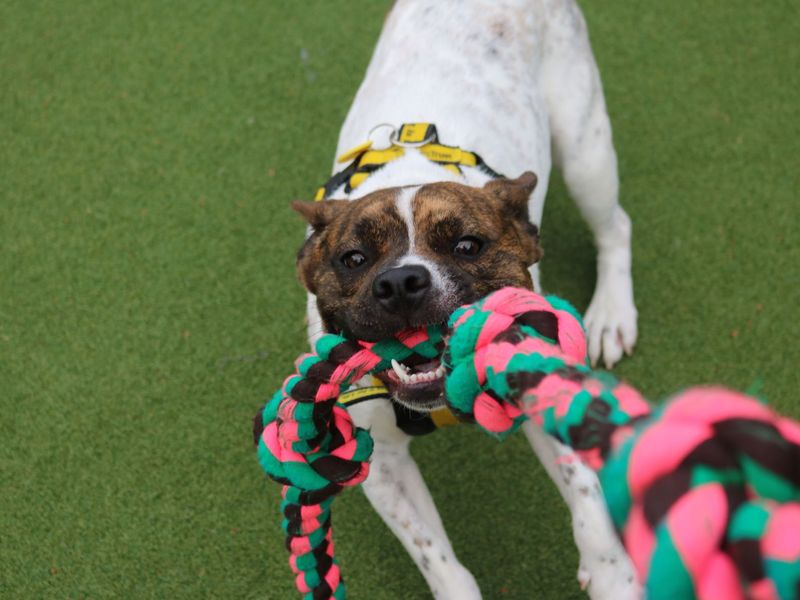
left=1, top=1, right=798, bottom=598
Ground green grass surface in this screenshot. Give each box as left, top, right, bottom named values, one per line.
left=1, top=1, right=798, bottom=598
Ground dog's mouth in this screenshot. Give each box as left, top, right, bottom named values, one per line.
left=374, top=353, right=447, bottom=412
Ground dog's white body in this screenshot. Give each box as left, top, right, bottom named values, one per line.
left=305, top=0, right=640, bottom=597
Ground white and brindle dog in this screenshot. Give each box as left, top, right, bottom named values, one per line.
left=291, top=0, right=639, bottom=597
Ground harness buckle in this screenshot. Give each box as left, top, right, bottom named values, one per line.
left=390, top=124, right=437, bottom=148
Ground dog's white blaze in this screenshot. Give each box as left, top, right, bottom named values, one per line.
left=394, top=185, right=419, bottom=252
left=393, top=186, right=456, bottom=299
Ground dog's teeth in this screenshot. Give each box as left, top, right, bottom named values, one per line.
left=392, top=359, right=448, bottom=386
left=391, top=359, right=411, bottom=383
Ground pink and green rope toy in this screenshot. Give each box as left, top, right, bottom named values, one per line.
left=254, top=287, right=800, bottom=600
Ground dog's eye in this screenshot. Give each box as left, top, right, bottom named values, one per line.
left=341, top=250, right=368, bottom=269
left=453, top=236, right=483, bottom=257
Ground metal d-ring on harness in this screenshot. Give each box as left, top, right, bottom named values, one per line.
left=313, top=122, right=505, bottom=201
left=315, top=122, right=497, bottom=434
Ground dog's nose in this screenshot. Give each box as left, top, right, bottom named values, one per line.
left=372, top=265, right=431, bottom=314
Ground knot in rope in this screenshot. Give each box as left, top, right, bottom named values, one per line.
left=443, top=287, right=589, bottom=437
left=599, top=387, right=800, bottom=599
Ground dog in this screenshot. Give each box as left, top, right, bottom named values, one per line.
left=290, top=1, right=639, bottom=597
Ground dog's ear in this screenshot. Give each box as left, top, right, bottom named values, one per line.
left=484, top=171, right=542, bottom=266
left=483, top=171, right=538, bottom=221
left=291, top=200, right=349, bottom=295
left=291, top=199, right=350, bottom=232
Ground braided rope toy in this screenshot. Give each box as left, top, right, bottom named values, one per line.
left=254, top=287, right=800, bottom=599
left=253, top=329, right=445, bottom=598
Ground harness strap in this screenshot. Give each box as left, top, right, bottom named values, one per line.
left=315, top=122, right=505, bottom=201
left=336, top=385, right=389, bottom=407
left=337, top=383, right=459, bottom=437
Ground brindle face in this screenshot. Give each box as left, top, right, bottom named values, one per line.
left=293, top=172, right=542, bottom=410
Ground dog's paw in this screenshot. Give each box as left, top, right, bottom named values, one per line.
left=579, top=553, right=641, bottom=600
left=584, top=280, right=637, bottom=369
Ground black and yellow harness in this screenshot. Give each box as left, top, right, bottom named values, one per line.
left=314, top=122, right=504, bottom=201
left=320, top=122, right=503, bottom=435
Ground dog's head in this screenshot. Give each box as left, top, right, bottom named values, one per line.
left=293, top=172, right=542, bottom=410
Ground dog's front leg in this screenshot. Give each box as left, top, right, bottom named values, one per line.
left=522, top=421, right=641, bottom=600
left=541, top=1, right=638, bottom=369
left=349, top=400, right=482, bottom=600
